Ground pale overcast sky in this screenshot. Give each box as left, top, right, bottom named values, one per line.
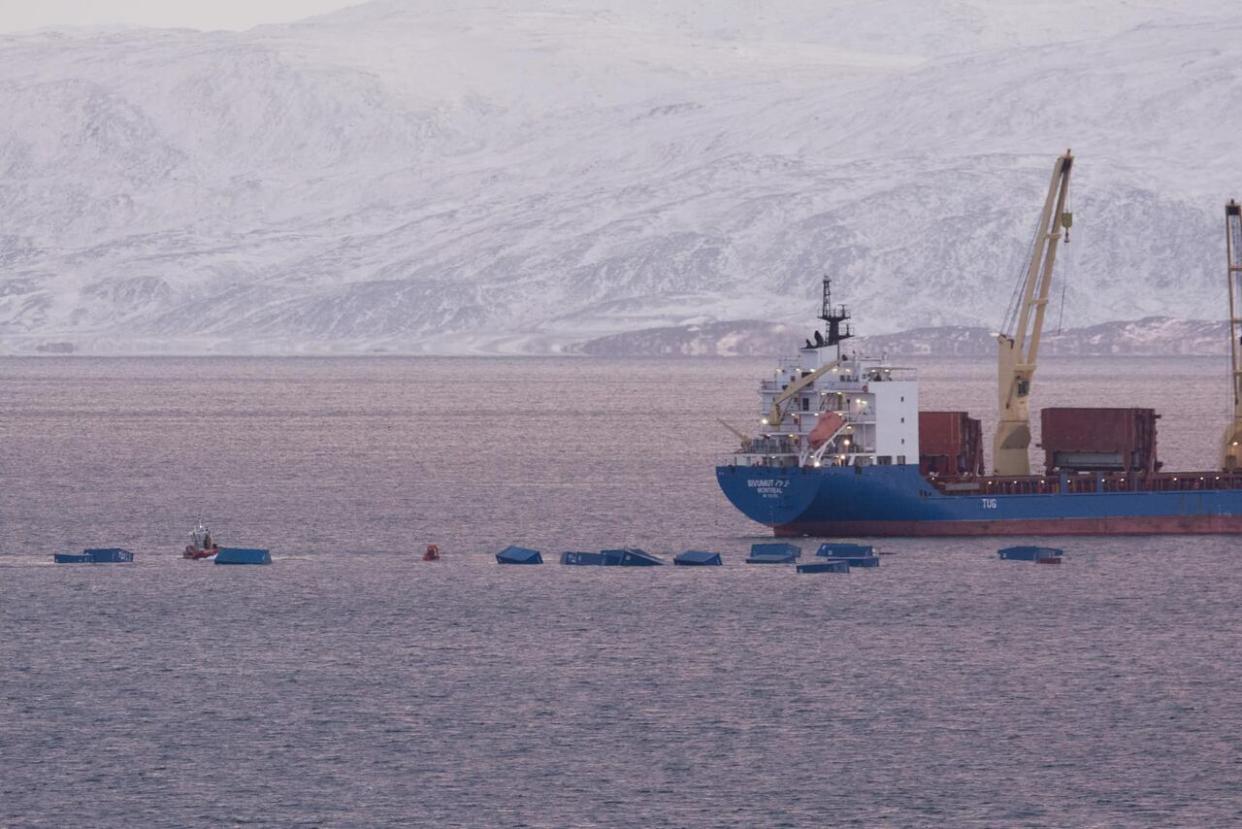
left=0, top=1, right=359, bottom=32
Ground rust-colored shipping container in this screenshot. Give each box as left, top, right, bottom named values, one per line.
left=1040, top=407, right=1160, bottom=476
left=919, top=411, right=984, bottom=477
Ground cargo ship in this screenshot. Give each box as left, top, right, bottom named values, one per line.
left=717, top=152, right=1242, bottom=536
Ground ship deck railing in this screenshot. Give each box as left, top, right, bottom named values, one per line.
left=760, top=378, right=869, bottom=394
left=722, top=452, right=801, bottom=468
left=925, top=471, right=1242, bottom=496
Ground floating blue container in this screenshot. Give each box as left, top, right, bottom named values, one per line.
left=561, top=549, right=664, bottom=566
left=593, top=546, right=625, bottom=566
left=797, top=559, right=850, bottom=574
left=561, top=551, right=611, bottom=566
left=999, top=545, right=1064, bottom=563
left=674, top=550, right=723, bottom=566
left=816, top=543, right=874, bottom=558
left=496, top=545, right=543, bottom=565
left=214, top=547, right=272, bottom=565
left=617, top=548, right=664, bottom=566
left=817, top=543, right=880, bottom=567
left=53, top=547, right=134, bottom=564
left=746, top=542, right=801, bottom=564
left=561, top=549, right=663, bottom=566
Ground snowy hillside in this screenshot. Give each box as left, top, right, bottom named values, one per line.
left=2, top=0, right=1242, bottom=354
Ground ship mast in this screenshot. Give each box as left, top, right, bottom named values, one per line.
left=820, top=277, right=853, bottom=361
left=764, top=277, right=851, bottom=428
left=1222, top=200, right=1242, bottom=470
left=993, top=150, right=1074, bottom=476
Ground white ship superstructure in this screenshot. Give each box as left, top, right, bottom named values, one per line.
left=728, top=280, right=919, bottom=469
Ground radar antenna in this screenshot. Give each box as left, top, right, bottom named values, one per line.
left=819, top=277, right=853, bottom=359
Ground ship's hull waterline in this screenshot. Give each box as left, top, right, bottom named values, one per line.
left=716, top=464, right=1242, bottom=537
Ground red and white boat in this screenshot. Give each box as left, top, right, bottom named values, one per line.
left=183, top=521, right=220, bottom=560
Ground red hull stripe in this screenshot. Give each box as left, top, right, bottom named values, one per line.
left=775, top=515, right=1242, bottom=537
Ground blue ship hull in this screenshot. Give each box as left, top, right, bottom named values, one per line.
left=716, top=464, right=1242, bottom=536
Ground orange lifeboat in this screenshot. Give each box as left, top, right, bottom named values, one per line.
left=809, top=411, right=847, bottom=448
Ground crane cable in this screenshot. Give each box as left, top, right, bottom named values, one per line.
left=1001, top=193, right=1046, bottom=338
left=1056, top=189, right=1073, bottom=334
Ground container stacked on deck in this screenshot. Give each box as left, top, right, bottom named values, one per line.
left=918, top=411, right=984, bottom=478
left=1040, top=408, right=1160, bottom=477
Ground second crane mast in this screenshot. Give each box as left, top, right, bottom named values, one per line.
left=993, top=150, right=1074, bottom=476
left=1222, top=200, right=1242, bottom=470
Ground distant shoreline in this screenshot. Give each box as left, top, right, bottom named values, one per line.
left=2, top=315, right=1231, bottom=359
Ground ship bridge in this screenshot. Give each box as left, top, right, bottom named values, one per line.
left=728, top=346, right=919, bottom=469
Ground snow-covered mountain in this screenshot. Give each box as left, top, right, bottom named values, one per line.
left=2, top=0, right=1242, bottom=354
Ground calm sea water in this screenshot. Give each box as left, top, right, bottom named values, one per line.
left=2, top=356, right=1240, bottom=828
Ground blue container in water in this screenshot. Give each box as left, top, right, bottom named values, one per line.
left=54, top=547, right=134, bottom=564
left=561, top=549, right=663, bottom=566
left=596, top=549, right=629, bottom=565
left=214, top=547, right=272, bottom=565
left=561, top=551, right=609, bottom=566
left=797, top=559, right=850, bottom=574
left=817, top=543, right=880, bottom=567
left=746, top=542, right=801, bottom=564
left=496, top=545, right=543, bottom=565
left=816, top=543, right=874, bottom=558
left=617, top=548, right=663, bottom=566
left=674, top=550, right=722, bottom=566
left=999, top=545, right=1064, bottom=562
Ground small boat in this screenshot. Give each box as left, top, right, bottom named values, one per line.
left=214, top=547, right=271, bottom=565
left=674, top=550, right=723, bottom=566
left=183, top=520, right=220, bottom=560
left=999, top=545, right=1064, bottom=563
left=746, top=542, right=801, bottom=564
left=797, top=559, right=849, bottom=574
left=496, top=545, right=543, bottom=565
left=54, top=548, right=134, bottom=564
left=423, top=543, right=441, bottom=561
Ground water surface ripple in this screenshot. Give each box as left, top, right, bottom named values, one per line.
left=2, top=357, right=1240, bottom=827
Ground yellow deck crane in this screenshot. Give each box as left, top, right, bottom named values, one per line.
left=993, top=150, right=1074, bottom=476
left=1221, top=200, right=1242, bottom=470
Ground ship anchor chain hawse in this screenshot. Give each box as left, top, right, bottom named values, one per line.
left=716, top=151, right=1242, bottom=536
